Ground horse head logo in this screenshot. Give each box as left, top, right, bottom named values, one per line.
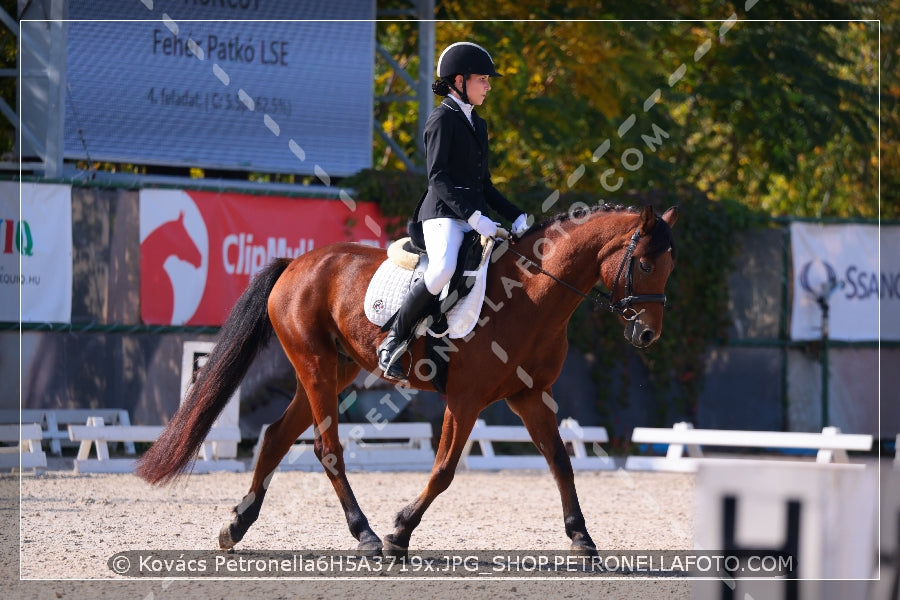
left=140, top=209, right=207, bottom=325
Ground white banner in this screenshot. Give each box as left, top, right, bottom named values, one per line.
left=0, top=182, right=72, bottom=322
left=790, top=222, right=900, bottom=341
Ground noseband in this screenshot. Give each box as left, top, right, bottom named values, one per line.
left=602, top=228, right=668, bottom=319
left=504, top=227, right=667, bottom=320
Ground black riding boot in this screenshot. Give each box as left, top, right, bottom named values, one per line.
left=377, top=280, right=438, bottom=382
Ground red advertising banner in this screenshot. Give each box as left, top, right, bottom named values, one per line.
left=140, top=189, right=389, bottom=326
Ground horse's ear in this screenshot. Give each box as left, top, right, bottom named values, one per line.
left=661, top=206, right=679, bottom=228
left=639, top=205, right=657, bottom=236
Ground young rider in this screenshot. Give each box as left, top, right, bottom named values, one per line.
left=377, top=41, right=530, bottom=382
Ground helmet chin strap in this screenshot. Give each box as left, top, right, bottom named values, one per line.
left=450, top=76, right=471, bottom=105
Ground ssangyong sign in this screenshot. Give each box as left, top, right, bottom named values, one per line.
left=139, top=189, right=388, bottom=326
left=790, top=222, right=900, bottom=341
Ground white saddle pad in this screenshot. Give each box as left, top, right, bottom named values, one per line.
left=364, top=239, right=494, bottom=339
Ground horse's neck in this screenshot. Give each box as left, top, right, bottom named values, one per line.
left=501, top=213, right=634, bottom=314
left=539, top=213, right=631, bottom=281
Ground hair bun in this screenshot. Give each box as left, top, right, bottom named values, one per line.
left=432, top=78, right=451, bottom=96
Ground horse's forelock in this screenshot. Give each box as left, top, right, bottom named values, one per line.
left=640, top=213, right=676, bottom=260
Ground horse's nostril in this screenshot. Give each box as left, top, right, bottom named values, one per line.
left=640, top=329, right=655, bottom=345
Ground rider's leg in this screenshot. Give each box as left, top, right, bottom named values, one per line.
left=377, top=217, right=466, bottom=382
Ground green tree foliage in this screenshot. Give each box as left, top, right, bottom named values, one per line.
left=881, top=4, right=900, bottom=220
left=373, top=14, right=424, bottom=172
left=0, top=0, right=16, bottom=157
left=678, top=20, right=878, bottom=217
left=374, top=4, right=883, bottom=217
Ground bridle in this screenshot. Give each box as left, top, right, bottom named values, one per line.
left=501, top=227, right=668, bottom=321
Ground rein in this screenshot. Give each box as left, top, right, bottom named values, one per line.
left=501, top=228, right=667, bottom=321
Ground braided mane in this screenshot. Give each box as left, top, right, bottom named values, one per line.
left=523, top=202, right=675, bottom=260
left=529, top=203, right=638, bottom=234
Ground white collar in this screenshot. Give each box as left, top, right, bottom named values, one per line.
left=447, top=93, right=474, bottom=125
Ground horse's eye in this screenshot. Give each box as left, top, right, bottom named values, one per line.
left=639, top=260, right=652, bottom=273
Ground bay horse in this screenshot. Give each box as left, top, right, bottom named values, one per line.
left=136, top=203, right=678, bottom=556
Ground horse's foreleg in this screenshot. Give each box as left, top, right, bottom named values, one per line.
left=384, top=405, right=479, bottom=557
left=506, top=390, right=597, bottom=555
left=219, top=384, right=314, bottom=551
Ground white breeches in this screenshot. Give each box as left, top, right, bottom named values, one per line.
left=421, top=217, right=473, bottom=295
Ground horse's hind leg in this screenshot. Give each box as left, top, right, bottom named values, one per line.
left=218, top=382, right=314, bottom=550
left=290, top=345, right=383, bottom=553
left=219, top=358, right=363, bottom=551
left=506, top=389, right=596, bottom=554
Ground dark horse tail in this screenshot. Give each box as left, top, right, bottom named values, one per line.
left=136, top=258, right=292, bottom=485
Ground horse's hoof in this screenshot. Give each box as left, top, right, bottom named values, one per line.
left=382, top=538, right=408, bottom=559
left=357, top=536, right=383, bottom=557
left=570, top=541, right=598, bottom=557
left=218, top=524, right=237, bottom=552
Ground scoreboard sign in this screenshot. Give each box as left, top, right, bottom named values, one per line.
left=63, top=1, right=374, bottom=176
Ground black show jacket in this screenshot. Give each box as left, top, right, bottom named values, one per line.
left=415, top=99, right=522, bottom=225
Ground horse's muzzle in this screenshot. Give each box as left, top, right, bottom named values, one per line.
left=624, top=319, right=658, bottom=348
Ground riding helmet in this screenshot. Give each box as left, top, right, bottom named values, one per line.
left=436, top=42, right=502, bottom=78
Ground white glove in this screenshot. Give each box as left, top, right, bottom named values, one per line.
left=467, top=211, right=498, bottom=238
left=511, top=213, right=531, bottom=237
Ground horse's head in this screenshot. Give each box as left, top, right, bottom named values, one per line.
left=601, top=205, right=678, bottom=348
